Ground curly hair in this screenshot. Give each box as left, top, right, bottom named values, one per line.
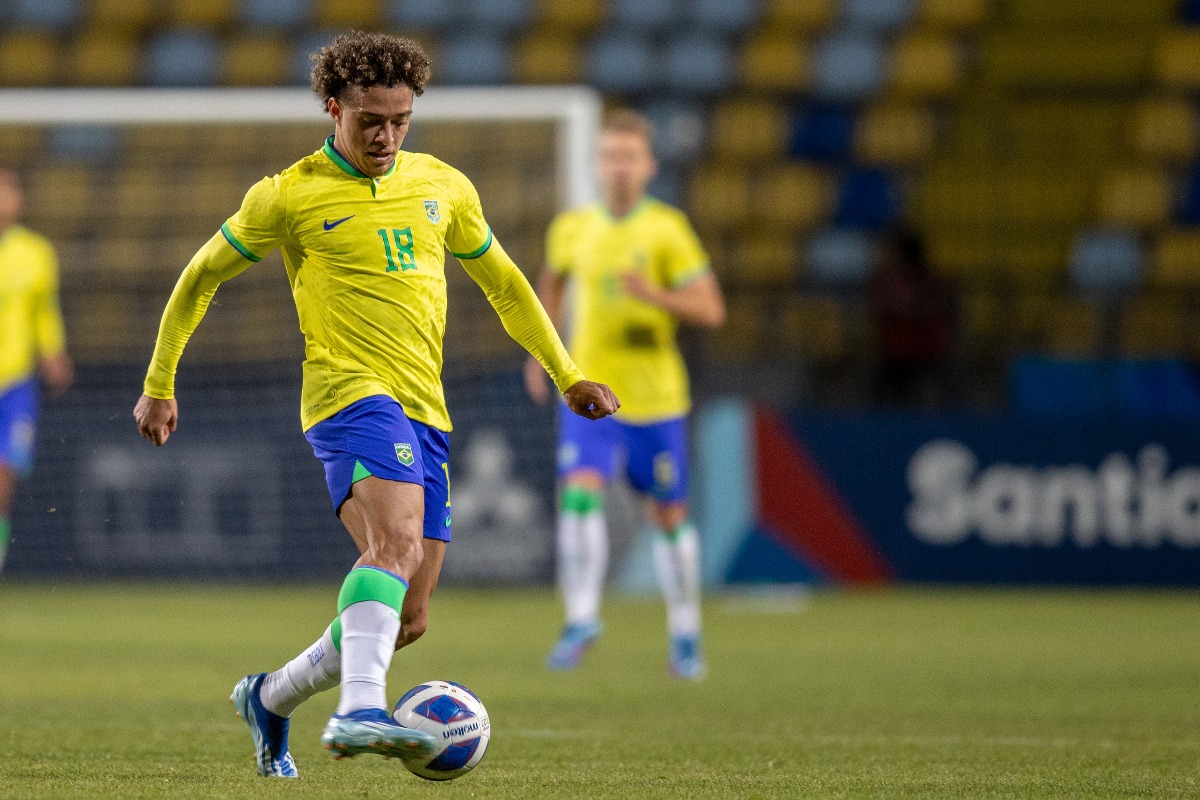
left=310, top=31, right=431, bottom=104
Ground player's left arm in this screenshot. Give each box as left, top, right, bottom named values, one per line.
left=32, top=241, right=72, bottom=396
left=622, top=269, right=726, bottom=329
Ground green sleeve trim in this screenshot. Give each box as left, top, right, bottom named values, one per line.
left=671, top=263, right=711, bottom=288
left=351, top=460, right=372, bottom=484
left=337, top=566, right=408, bottom=614
left=451, top=227, right=494, bottom=260
left=220, top=222, right=261, bottom=263
left=330, top=617, right=342, bottom=652
left=561, top=485, right=604, bottom=515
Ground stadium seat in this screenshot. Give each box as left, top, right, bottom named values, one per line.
left=713, top=297, right=765, bottom=361
left=729, top=233, right=800, bottom=287
left=610, top=0, right=677, bottom=32
left=753, top=164, right=833, bottom=233
left=983, top=30, right=1155, bottom=89
left=439, top=33, right=512, bottom=85
left=1096, top=167, right=1171, bottom=229
left=586, top=32, right=658, bottom=93
left=534, top=0, right=605, bottom=32
left=86, top=0, right=158, bottom=31
left=854, top=103, right=935, bottom=165
left=223, top=35, right=291, bottom=86
left=1155, top=31, right=1200, bottom=90
left=710, top=98, right=788, bottom=163
left=313, top=0, right=381, bottom=28
left=642, top=100, right=705, bottom=164
left=664, top=32, right=735, bottom=94
left=240, top=0, right=311, bottom=28
left=0, top=33, right=59, bottom=86
left=291, top=30, right=341, bottom=85
left=69, top=32, right=139, bottom=85
left=739, top=32, right=810, bottom=93
left=916, top=0, right=989, bottom=30
left=1006, top=0, right=1176, bottom=25
left=26, top=166, right=92, bottom=227
left=1179, top=170, right=1200, bottom=226
left=779, top=295, right=845, bottom=360
left=146, top=31, right=221, bottom=87
left=387, top=0, right=455, bottom=32
left=10, top=0, right=80, bottom=29
left=889, top=34, right=962, bottom=98
left=464, top=0, right=532, bottom=31
left=687, top=163, right=751, bottom=231
left=689, top=0, right=759, bottom=34
left=806, top=227, right=877, bottom=286
left=647, top=167, right=683, bottom=206
left=842, top=0, right=912, bottom=31
left=787, top=104, right=855, bottom=162
left=1069, top=229, right=1143, bottom=290
left=48, top=125, right=120, bottom=162
left=1040, top=297, right=1103, bottom=357
left=813, top=30, right=886, bottom=101
left=1151, top=229, right=1200, bottom=285
left=760, top=0, right=835, bottom=33
left=1120, top=297, right=1188, bottom=356
left=514, top=32, right=583, bottom=84
left=165, top=0, right=235, bottom=27
left=1128, top=97, right=1199, bottom=163
left=835, top=169, right=898, bottom=229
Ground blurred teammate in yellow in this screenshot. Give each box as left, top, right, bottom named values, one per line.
left=525, top=110, right=725, bottom=679
left=0, top=170, right=73, bottom=574
left=133, top=31, right=617, bottom=777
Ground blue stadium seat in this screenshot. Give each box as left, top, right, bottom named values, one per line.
left=1011, top=357, right=1115, bottom=420
left=10, top=0, right=80, bottom=29
left=664, top=32, right=735, bottom=94
left=587, top=32, right=658, bottom=93
left=641, top=99, right=705, bottom=164
left=813, top=30, right=885, bottom=100
left=1069, top=229, right=1143, bottom=289
left=439, top=33, right=512, bottom=85
left=1178, top=169, right=1200, bottom=225
left=146, top=31, right=221, bottom=87
left=241, top=0, right=311, bottom=28
left=1183, top=0, right=1200, bottom=25
left=292, top=31, right=337, bottom=85
left=689, top=0, right=759, bottom=33
left=387, top=0, right=457, bottom=31
left=611, top=0, right=676, bottom=32
left=463, top=0, right=531, bottom=31
left=842, top=0, right=912, bottom=31
left=806, top=227, right=877, bottom=285
left=834, top=169, right=897, bottom=229
left=1116, top=359, right=1200, bottom=421
left=788, top=104, right=856, bottom=162
left=49, top=126, right=120, bottom=162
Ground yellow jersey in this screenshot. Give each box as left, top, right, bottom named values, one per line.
left=547, top=198, right=708, bottom=423
left=145, top=137, right=582, bottom=432
left=0, top=224, right=66, bottom=394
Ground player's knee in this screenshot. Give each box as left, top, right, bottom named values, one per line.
left=563, top=469, right=605, bottom=493
left=648, top=502, right=688, bottom=531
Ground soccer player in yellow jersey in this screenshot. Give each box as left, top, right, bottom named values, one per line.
left=133, top=32, right=617, bottom=777
left=0, top=170, right=73, bottom=574
left=524, top=110, right=725, bottom=679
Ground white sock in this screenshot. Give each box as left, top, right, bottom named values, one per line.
left=652, top=523, right=702, bottom=638
left=335, top=600, right=401, bottom=715
left=260, top=625, right=341, bottom=718
left=558, top=509, right=608, bottom=625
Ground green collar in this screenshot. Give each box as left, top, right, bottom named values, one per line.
left=322, top=136, right=397, bottom=180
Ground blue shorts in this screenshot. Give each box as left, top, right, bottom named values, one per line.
left=305, top=395, right=452, bottom=542
left=0, top=379, right=37, bottom=477
left=556, top=404, right=689, bottom=503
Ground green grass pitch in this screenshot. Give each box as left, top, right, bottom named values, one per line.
left=1, top=583, right=1197, bottom=799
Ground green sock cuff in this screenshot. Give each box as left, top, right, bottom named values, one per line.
left=330, top=618, right=342, bottom=652
left=657, top=521, right=694, bottom=542
left=337, top=566, right=408, bottom=615
left=561, top=485, right=604, bottom=515
left=0, top=518, right=9, bottom=548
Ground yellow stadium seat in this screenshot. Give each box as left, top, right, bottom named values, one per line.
left=0, top=34, right=59, bottom=86
left=920, top=166, right=1092, bottom=229
left=113, top=167, right=168, bottom=230
left=1128, top=97, right=1199, bottom=163
left=1096, top=167, right=1171, bottom=229
left=710, top=99, right=788, bottom=162
left=983, top=31, right=1154, bottom=89
left=535, top=0, right=605, bottom=31
left=688, top=164, right=752, bottom=232
left=889, top=34, right=963, bottom=98
left=1006, top=0, right=1176, bottom=25
left=761, top=0, right=835, bottom=33
left=514, top=33, right=582, bottom=84
left=314, top=0, right=382, bottom=28
left=917, top=0, right=990, bottom=29
left=222, top=36, right=291, bottom=86
left=164, top=0, right=235, bottom=27
left=1120, top=296, right=1188, bottom=356
left=1151, top=230, right=1200, bottom=286
left=25, top=166, right=93, bottom=227
left=1156, top=31, right=1200, bottom=89
left=924, top=229, right=1071, bottom=287
left=779, top=296, right=845, bottom=361
left=713, top=297, right=765, bottom=362
left=751, top=164, right=833, bottom=233
left=1017, top=295, right=1102, bottom=356
left=70, top=32, right=140, bottom=86
left=71, top=291, right=136, bottom=363
left=855, top=104, right=936, bottom=165
left=85, top=0, right=159, bottom=32
left=729, top=233, right=799, bottom=287
left=740, top=33, right=810, bottom=93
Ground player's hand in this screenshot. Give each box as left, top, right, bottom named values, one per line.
left=134, top=394, right=178, bottom=447
left=523, top=355, right=553, bottom=405
left=38, top=353, right=74, bottom=398
left=563, top=380, right=620, bottom=420
left=621, top=272, right=663, bottom=305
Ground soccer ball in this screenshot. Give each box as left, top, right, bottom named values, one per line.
left=392, top=680, right=490, bottom=781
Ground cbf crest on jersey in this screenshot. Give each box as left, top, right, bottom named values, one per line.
left=424, top=200, right=441, bottom=224
left=396, top=443, right=415, bottom=467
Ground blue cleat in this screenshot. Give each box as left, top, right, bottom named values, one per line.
left=230, top=673, right=298, bottom=778
left=668, top=635, right=707, bottom=681
left=546, top=620, right=603, bottom=671
left=320, top=708, right=437, bottom=761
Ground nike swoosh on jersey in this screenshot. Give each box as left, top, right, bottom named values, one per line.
left=323, top=215, right=355, bottom=231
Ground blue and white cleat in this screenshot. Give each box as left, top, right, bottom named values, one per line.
left=230, top=673, right=298, bottom=778
left=320, top=708, right=437, bottom=761
left=546, top=620, right=603, bottom=671
left=668, top=635, right=707, bottom=681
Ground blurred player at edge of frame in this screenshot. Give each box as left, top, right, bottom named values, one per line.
left=0, top=170, right=73, bottom=575
left=524, top=109, right=725, bottom=680
left=133, top=31, right=618, bottom=779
